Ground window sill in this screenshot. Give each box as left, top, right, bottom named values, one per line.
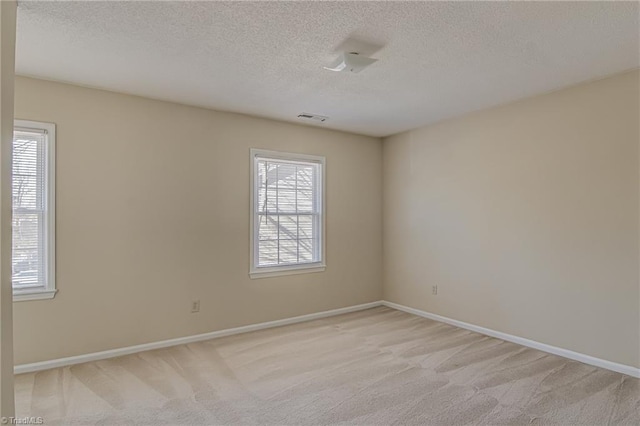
left=250, top=264, right=326, bottom=279
left=13, top=289, right=57, bottom=302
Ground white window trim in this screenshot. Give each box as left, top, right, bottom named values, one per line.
left=249, top=148, right=326, bottom=279
left=13, top=119, right=56, bottom=302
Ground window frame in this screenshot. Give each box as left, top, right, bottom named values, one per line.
left=12, top=119, right=56, bottom=302
left=249, top=148, right=326, bottom=279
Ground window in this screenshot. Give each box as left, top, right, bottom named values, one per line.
left=12, top=120, right=56, bottom=301
left=250, top=149, right=325, bottom=278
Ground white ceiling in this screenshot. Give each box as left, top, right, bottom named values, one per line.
left=16, top=1, right=639, bottom=137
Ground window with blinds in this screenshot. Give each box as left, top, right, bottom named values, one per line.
left=12, top=120, right=56, bottom=300
left=251, top=149, right=325, bottom=277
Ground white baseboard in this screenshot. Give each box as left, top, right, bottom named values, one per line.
left=382, top=300, right=640, bottom=379
left=14, top=301, right=383, bottom=374
left=15, top=299, right=640, bottom=379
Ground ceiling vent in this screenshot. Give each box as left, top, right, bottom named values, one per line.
left=297, top=113, right=328, bottom=122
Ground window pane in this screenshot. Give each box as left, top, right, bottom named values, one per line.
left=278, top=215, right=297, bottom=240
left=13, top=134, right=45, bottom=211
left=278, top=239, right=298, bottom=264
left=257, top=215, right=278, bottom=240
left=276, top=163, right=297, bottom=189
left=299, top=238, right=315, bottom=262
left=257, top=160, right=267, bottom=188
left=12, top=175, right=39, bottom=210
left=277, top=189, right=296, bottom=213
left=12, top=212, right=43, bottom=287
left=264, top=162, right=278, bottom=188
left=297, top=189, right=313, bottom=213
left=257, top=187, right=278, bottom=213
left=297, top=166, right=314, bottom=189
left=258, top=240, right=278, bottom=266
left=298, top=215, right=313, bottom=239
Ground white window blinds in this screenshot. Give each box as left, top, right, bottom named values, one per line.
left=12, top=126, right=51, bottom=292
left=252, top=150, right=324, bottom=275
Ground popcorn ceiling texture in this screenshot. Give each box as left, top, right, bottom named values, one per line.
left=15, top=1, right=640, bottom=136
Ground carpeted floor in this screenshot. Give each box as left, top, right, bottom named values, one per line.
left=14, top=306, right=640, bottom=425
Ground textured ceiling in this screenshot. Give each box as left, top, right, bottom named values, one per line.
left=16, top=1, right=640, bottom=137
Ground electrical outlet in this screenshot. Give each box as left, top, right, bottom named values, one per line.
left=191, top=300, right=200, bottom=313
left=432, top=285, right=438, bottom=295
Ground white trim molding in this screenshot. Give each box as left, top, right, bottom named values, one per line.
left=15, top=301, right=383, bottom=374
left=382, top=301, right=640, bottom=379
left=12, top=119, right=56, bottom=302
left=249, top=148, right=326, bottom=279
left=15, top=300, right=640, bottom=379
left=249, top=264, right=326, bottom=279
left=12, top=288, right=57, bottom=302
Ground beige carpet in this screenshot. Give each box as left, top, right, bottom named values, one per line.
left=14, top=307, right=640, bottom=425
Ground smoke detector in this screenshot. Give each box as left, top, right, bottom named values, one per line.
left=324, top=52, right=378, bottom=73
left=297, top=113, right=328, bottom=122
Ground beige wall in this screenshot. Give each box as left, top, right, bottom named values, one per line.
left=13, top=70, right=640, bottom=370
left=383, top=70, right=640, bottom=368
left=13, top=76, right=383, bottom=365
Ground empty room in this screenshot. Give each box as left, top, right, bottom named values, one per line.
left=0, top=1, right=638, bottom=425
